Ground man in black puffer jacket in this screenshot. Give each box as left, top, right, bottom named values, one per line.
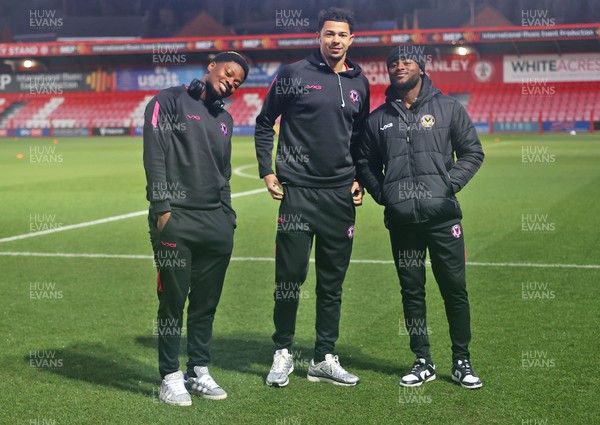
left=355, top=46, right=484, bottom=389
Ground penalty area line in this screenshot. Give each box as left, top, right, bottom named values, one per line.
left=0, top=187, right=265, bottom=244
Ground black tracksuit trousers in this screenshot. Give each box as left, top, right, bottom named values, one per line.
left=273, top=185, right=355, bottom=362
left=389, top=219, right=471, bottom=363
left=149, top=208, right=234, bottom=378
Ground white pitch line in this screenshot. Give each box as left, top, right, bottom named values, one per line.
left=0, top=211, right=147, bottom=244
left=233, top=164, right=261, bottom=180
left=0, top=251, right=151, bottom=260
left=231, top=188, right=266, bottom=198
left=0, top=187, right=265, bottom=244
left=483, top=141, right=517, bottom=148
left=467, top=261, right=600, bottom=269
left=0, top=251, right=598, bottom=269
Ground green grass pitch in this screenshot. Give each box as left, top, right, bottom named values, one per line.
left=1, top=133, right=599, bottom=424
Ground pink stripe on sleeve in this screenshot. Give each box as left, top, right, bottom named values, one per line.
left=151, top=101, right=160, bottom=128
left=268, top=73, right=279, bottom=91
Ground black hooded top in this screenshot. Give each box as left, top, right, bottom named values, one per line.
left=143, top=85, right=235, bottom=221
left=255, top=50, right=370, bottom=187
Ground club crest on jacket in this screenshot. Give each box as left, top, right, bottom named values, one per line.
left=420, top=114, right=435, bottom=129
left=219, top=122, right=228, bottom=136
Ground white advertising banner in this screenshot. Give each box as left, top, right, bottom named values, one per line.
left=503, top=53, right=600, bottom=82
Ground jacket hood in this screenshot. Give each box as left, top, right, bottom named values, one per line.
left=385, top=74, right=441, bottom=107
left=306, top=49, right=363, bottom=78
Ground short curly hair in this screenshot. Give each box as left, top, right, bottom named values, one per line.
left=317, top=7, right=355, bottom=34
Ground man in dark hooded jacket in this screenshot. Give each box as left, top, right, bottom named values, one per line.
left=255, top=7, right=369, bottom=388
left=355, top=46, right=484, bottom=389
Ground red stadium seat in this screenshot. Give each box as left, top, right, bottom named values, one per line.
left=1, top=81, right=597, bottom=131
left=465, top=82, right=597, bottom=123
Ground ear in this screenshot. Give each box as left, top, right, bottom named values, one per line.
left=207, top=61, right=216, bottom=73
left=348, top=33, right=355, bottom=47
left=315, top=30, right=321, bottom=44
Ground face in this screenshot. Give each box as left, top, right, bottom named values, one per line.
left=388, top=58, right=423, bottom=91
left=317, top=20, right=354, bottom=63
left=205, top=61, right=245, bottom=99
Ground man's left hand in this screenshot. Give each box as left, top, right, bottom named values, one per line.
left=351, top=181, right=363, bottom=206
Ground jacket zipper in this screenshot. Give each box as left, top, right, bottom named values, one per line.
left=336, top=73, right=345, bottom=108
left=404, top=109, right=420, bottom=222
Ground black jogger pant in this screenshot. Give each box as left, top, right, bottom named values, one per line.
left=149, top=208, right=234, bottom=378
left=389, top=219, right=471, bottom=363
left=273, top=185, right=355, bottom=362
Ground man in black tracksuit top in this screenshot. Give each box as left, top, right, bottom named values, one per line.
left=144, top=52, right=248, bottom=405
left=355, top=46, right=484, bottom=389
left=255, top=8, right=369, bottom=387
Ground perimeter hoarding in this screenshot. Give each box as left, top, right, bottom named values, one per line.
left=115, top=66, right=206, bottom=91
left=504, top=53, right=600, bottom=83
left=0, top=70, right=112, bottom=93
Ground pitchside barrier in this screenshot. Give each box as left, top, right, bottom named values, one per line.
left=0, top=118, right=597, bottom=138
left=474, top=115, right=596, bottom=135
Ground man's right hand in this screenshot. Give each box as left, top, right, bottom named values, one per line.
left=157, top=211, right=171, bottom=232
left=264, top=174, right=284, bottom=200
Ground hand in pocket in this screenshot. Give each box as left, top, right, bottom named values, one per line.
left=157, top=212, right=171, bottom=232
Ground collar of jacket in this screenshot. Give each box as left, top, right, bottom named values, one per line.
left=389, top=100, right=408, bottom=123
left=306, top=49, right=363, bottom=78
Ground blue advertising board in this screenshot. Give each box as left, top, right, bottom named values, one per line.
left=493, top=122, right=540, bottom=133
left=115, top=62, right=282, bottom=91
left=542, top=121, right=590, bottom=132
left=116, top=66, right=206, bottom=91
left=242, top=62, right=282, bottom=88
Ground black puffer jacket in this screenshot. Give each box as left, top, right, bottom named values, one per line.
left=355, top=75, right=483, bottom=226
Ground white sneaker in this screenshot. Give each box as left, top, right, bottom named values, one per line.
left=185, top=366, right=227, bottom=400
left=400, top=358, right=436, bottom=387
left=266, top=348, right=294, bottom=387
left=159, top=371, right=192, bottom=406
left=307, top=354, right=359, bottom=386
left=452, top=359, right=482, bottom=389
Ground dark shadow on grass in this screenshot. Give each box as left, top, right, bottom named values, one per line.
left=436, top=373, right=459, bottom=385
left=23, top=342, right=157, bottom=397
left=328, top=344, right=415, bottom=380
left=23, top=337, right=408, bottom=397
left=136, top=333, right=284, bottom=379
left=136, top=332, right=402, bottom=379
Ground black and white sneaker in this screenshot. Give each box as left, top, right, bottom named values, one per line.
left=452, top=359, right=482, bottom=389
left=399, top=358, right=436, bottom=387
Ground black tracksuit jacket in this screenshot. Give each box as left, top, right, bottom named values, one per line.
left=355, top=75, right=484, bottom=226
left=255, top=50, right=370, bottom=187
left=143, top=86, right=235, bottom=220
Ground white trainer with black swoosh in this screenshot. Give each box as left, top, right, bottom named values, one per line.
left=452, top=359, right=482, bottom=389
left=400, top=358, right=436, bottom=387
